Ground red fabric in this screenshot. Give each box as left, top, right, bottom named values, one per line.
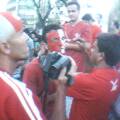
left=0, top=78, right=30, bottom=120
left=33, top=94, right=46, bottom=120
left=0, top=71, right=45, bottom=120
left=23, top=58, right=44, bottom=97
left=90, top=24, right=102, bottom=43
left=46, top=31, right=62, bottom=52
left=67, top=68, right=120, bottom=120
left=63, top=21, right=93, bottom=72
left=1, top=12, right=23, bottom=32
left=23, top=58, right=57, bottom=119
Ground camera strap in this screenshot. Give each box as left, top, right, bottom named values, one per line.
left=38, top=56, right=50, bottom=112
left=41, top=72, right=50, bottom=113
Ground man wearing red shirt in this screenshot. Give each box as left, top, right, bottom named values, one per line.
left=0, top=12, right=66, bottom=120
left=23, top=24, right=65, bottom=119
left=63, top=2, right=95, bottom=118
left=63, top=1, right=94, bottom=72
left=63, top=33, right=120, bottom=120
left=0, top=12, right=45, bottom=120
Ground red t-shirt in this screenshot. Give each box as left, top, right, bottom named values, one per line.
left=0, top=70, right=45, bottom=120
left=23, top=58, right=57, bottom=119
left=67, top=68, right=120, bottom=120
left=23, top=58, right=44, bottom=97
left=90, top=24, right=102, bottom=43
left=63, top=21, right=93, bottom=72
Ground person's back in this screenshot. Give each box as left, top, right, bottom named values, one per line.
left=67, top=68, right=120, bottom=120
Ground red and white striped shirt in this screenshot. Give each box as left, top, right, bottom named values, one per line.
left=0, top=71, right=46, bottom=120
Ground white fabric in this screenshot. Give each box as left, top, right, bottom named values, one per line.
left=0, top=15, right=15, bottom=42
left=66, top=96, right=73, bottom=119
left=0, top=71, right=43, bottom=120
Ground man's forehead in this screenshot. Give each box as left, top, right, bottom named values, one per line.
left=49, top=29, right=63, bottom=33
left=67, top=4, right=79, bottom=10
left=47, top=30, right=59, bottom=37
left=47, top=29, right=64, bottom=37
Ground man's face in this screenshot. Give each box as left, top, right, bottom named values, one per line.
left=46, top=30, right=64, bottom=52
left=67, top=4, right=80, bottom=22
left=88, top=41, right=103, bottom=65
left=8, top=32, right=29, bottom=61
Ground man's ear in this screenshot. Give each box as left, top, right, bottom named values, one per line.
left=0, top=42, right=10, bottom=54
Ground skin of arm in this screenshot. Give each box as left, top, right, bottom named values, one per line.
left=50, top=57, right=78, bottom=120
left=50, top=68, right=68, bottom=120
left=65, top=42, right=83, bottom=51
left=65, top=37, right=91, bottom=52
left=50, top=83, right=66, bottom=120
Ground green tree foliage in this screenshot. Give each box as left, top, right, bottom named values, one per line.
left=32, top=0, right=68, bottom=29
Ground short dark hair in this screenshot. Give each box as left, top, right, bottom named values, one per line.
left=42, top=24, right=62, bottom=43
left=97, top=33, right=120, bottom=66
left=82, top=13, right=94, bottom=22
left=67, top=1, right=80, bottom=10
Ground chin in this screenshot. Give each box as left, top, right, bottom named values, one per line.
left=16, top=56, right=28, bottom=62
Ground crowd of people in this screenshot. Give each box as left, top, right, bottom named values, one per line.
left=0, top=1, right=120, bottom=120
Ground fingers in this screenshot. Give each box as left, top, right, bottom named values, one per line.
left=58, top=67, right=67, bottom=84
left=58, top=67, right=67, bottom=80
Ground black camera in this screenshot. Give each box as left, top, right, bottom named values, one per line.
left=40, top=52, right=71, bottom=79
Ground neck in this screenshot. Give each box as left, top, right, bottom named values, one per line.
left=0, top=55, right=17, bottom=74
left=95, top=61, right=112, bottom=69
left=70, top=19, right=79, bottom=25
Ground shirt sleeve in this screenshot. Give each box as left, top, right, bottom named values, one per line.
left=67, top=73, right=98, bottom=100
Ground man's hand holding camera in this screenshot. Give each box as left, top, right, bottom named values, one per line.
left=57, top=56, right=77, bottom=86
